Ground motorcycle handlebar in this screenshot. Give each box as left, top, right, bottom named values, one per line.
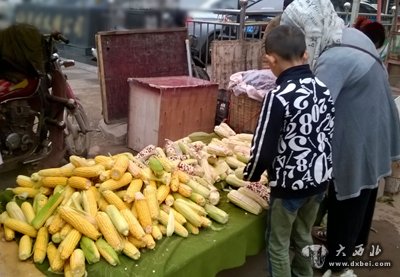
left=51, top=31, right=69, bottom=44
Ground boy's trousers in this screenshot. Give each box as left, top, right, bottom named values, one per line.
left=266, top=193, right=324, bottom=277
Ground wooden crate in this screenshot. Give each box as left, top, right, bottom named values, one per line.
left=127, top=76, right=219, bottom=152
left=228, top=93, right=262, bottom=134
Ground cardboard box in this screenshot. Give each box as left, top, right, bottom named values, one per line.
left=127, top=76, right=218, bottom=152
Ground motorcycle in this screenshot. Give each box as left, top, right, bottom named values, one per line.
left=0, top=24, right=90, bottom=173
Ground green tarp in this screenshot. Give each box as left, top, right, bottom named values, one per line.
left=36, top=193, right=267, bottom=277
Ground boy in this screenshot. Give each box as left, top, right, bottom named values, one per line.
left=243, top=25, right=335, bottom=277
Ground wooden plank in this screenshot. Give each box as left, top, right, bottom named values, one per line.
left=211, top=40, right=263, bottom=90
left=97, top=28, right=189, bottom=124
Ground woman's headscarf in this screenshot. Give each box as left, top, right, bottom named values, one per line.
left=280, top=0, right=345, bottom=69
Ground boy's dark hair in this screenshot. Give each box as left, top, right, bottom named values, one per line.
left=265, top=25, right=306, bottom=61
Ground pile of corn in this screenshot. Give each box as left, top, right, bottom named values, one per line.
left=0, top=122, right=269, bottom=276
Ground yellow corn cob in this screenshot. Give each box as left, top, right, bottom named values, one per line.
left=80, top=236, right=100, bottom=264
left=6, top=201, right=27, bottom=222
left=38, top=167, right=73, bottom=177
left=173, top=199, right=203, bottom=227
left=41, top=176, right=68, bottom=188
left=227, top=189, right=263, bottom=215
left=134, top=192, right=153, bottom=234
left=127, top=235, right=147, bottom=249
left=173, top=194, right=207, bottom=216
left=122, top=239, right=141, bottom=260
left=68, top=176, right=92, bottom=190
left=47, top=244, right=64, bottom=271
left=105, top=204, right=129, bottom=236
left=120, top=208, right=146, bottom=239
left=111, top=154, right=129, bottom=180
left=4, top=217, right=37, bottom=237
left=143, top=185, right=159, bottom=221
left=124, top=178, right=143, bottom=203
left=176, top=170, right=190, bottom=183
left=95, top=211, right=124, bottom=251
left=4, top=226, right=15, bottom=241
left=81, top=189, right=98, bottom=217
left=184, top=222, right=200, bottom=235
left=190, top=192, right=206, bottom=206
left=64, top=263, right=72, bottom=277
left=200, top=216, right=213, bottom=228
left=58, top=206, right=101, bottom=240
left=164, top=194, right=175, bottom=206
left=99, top=169, right=111, bottom=182
left=102, top=190, right=128, bottom=210
left=47, top=242, right=64, bottom=272
left=60, top=224, right=73, bottom=240
left=48, top=212, right=66, bottom=235
left=30, top=172, right=42, bottom=182
left=39, top=186, right=53, bottom=196
left=178, top=183, right=192, bottom=197
left=66, top=191, right=84, bottom=212
left=59, top=186, right=75, bottom=206
left=170, top=171, right=180, bottom=192
left=160, top=204, right=187, bottom=225
left=94, top=155, right=115, bottom=169
left=73, top=164, right=105, bottom=178
left=70, top=155, right=91, bottom=167
left=12, top=187, right=39, bottom=198
left=158, top=224, right=167, bottom=235
left=89, top=186, right=100, bottom=201
left=31, top=189, right=65, bottom=230
left=33, top=226, right=48, bottom=263
left=95, top=238, right=120, bottom=266
left=151, top=224, right=163, bottom=240
left=58, top=229, right=82, bottom=260
left=148, top=180, right=157, bottom=188
left=18, top=234, right=32, bottom=260
left=33, top=193, right=48, bottom=214
left=204, top=203, right=229, bottom=224
left=127, top=160, right=142, bottom=178
left=69, top=249, right=86, bottom=277
left=16, top=175, right=36, bottom=188
left=156, top=184, right=170, bottom=204
left=45, top=215, right=55, bottom=228
left=99, top=172, right=132, bottom=191
left=142, top=233, right=156, bottom=249
left=115, top=189, right=127, bottom=199
left=51, top=232, right=62, bottom=244
left=97, top=196, right=109, bottom=212
left=158, top=210, right=188, bottom=237
left=186, top=179, right=211, bottom=198
left=21, top=201, right=35, bottom=224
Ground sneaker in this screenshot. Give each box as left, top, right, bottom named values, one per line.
left=321, top=269, right=357, bottom=277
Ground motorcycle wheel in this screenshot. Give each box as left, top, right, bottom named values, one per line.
left=64, top=101, right=91, bottom=158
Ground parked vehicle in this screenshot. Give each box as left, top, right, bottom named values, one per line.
left=0, top=24, right=90, bottom=173
left=187, top=0, right=283, bottom=63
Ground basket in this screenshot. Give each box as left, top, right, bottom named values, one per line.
left=228, top=92, right=262, bottom=134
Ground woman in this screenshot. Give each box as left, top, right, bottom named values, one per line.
left=281, top=0, right=400, bottom=276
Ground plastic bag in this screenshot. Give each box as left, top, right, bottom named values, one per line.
left=228, top=69, right=277, bottom=102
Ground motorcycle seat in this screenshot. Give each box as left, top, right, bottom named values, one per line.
left=0, top=78, right=40, bottom=102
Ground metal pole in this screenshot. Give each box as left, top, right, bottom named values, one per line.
left=239, top=0, right=248, bottom=41
left=349, top=0, right=361, bottom=26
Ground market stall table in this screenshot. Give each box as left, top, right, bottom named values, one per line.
left=0, top=193, right=267, bottom=277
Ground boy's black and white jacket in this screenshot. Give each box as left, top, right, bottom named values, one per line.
left=243, top=65, right=335, bottom=199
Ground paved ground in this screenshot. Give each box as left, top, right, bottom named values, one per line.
left=1, top=61, right=399, bottom=276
